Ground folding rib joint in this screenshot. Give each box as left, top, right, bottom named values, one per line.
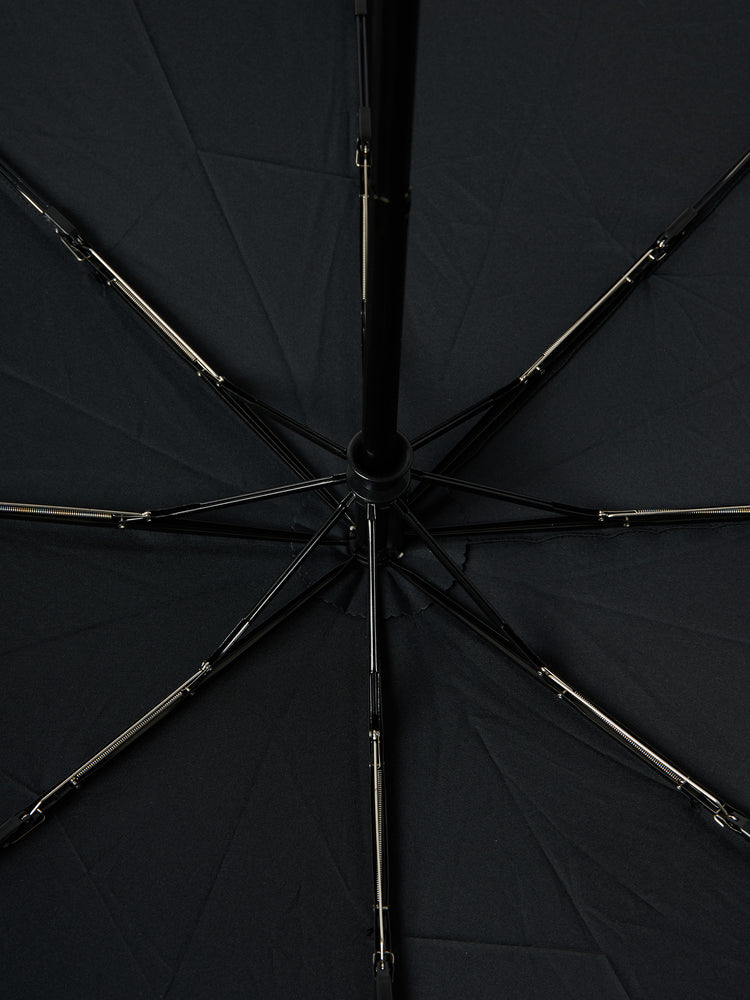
left=0, top=538, right=357, bottom=851
left=535, top=664, right=750, bottom=840
left=1, top=152, right=348, bottom=496
left=391, top=556, right=750, bottom=842
left=0, top=479, right=353, bottom=544
left=206, top=492, right=355, bottom=665
left=409, top=144, right=750, bottom=497
left=411, top=501, right=750, bottom=540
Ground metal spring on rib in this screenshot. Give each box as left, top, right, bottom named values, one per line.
left=543, top=665, right=725, bottom=809
left=634, top=506, right=750, bottom=517
left=74, top=690, right=185, bottom=780
left=598, top=716, right=682, bottom=783
left=375, top=765, right=384, bottom=905
left=574, top=694, right=684, bottom=785
left=0, top=503, right=114, bottom=519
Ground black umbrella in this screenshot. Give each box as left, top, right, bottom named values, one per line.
left=2, top=3, right=750, bottom=998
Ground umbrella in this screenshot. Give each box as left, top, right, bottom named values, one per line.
left=2, top=2, right=750, bottom=997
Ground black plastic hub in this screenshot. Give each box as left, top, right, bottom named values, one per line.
left=346, top=431, right=412, bottom=505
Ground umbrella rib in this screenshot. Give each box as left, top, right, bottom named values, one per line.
left=409, top=145, right=750, bottom=496
left=0, top=475, right=352, bottom=542
left=410, top=382, right=513, bottom=452
left=366, top=503, right=395, bottom=989
left=138, top=518, right=348, bottom=544
left=140, top=473, right=348, bottom=520
left=391, top=560, right=547, bottom=675
left=0, top=154, right=350, bottom=518
left=129, top=1, right=330, bottom=435
left=598, top=504, right=750, bottom=526
left=203, top=492, right=355, bottom=666
left=394, top=500, right=546, bottom=669
left=217, top=379, right=346, bottom=458
left=106, top=264, right=341, bottom=464
left=391, top=560, right=750, bottom=842
left=0, top=500, right=347, bottom=545
left=191, top=384, right=352, bottom=520
left=0, top=552, right=357, bottom=850
left=410, top=469, right=599, bottom=517
left=412, top=503, right=750, bottom=540
left=408, top=516, right=607, bottom=539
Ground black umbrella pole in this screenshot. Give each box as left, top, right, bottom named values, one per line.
left=359, top=0, right=419, bottom=476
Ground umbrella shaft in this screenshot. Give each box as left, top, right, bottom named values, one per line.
left=361, top=195, right=410, bottom=467
left=360, top=0, right=419, bottom=474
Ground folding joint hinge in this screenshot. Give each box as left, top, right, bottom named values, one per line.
left=538, top=666, right=566, bottom=698
left=647, top=237, right=669, bottom=263
left=519, top=364, right=543, bottom=384
left=1, top=804, right=46, bottom=848
left=58, top=231, right=91, bottom=262
left=713, top=805, right=750, bottom=838
left=184, top=662, right=212, bottom=696
left=197, top=364, right=224, bottom=385
left=122, top=511, right=151, bottom=525
left=17, top=811, right=45, bottom=840
left=356, top=140, right=370, bottom=169
left=373, top=951, right=394, bottom=976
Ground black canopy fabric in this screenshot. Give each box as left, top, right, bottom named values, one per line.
left=2, top=3, right=750, bottom=998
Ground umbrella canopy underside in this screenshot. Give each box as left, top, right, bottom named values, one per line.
left=2, top=3, right=750, bottom=998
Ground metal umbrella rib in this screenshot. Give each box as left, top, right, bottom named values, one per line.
left=409, top=144, right=750, bottom=473
left=0, top=517, right=356, bottom=849
left=0, top=155, right=350, bottom=517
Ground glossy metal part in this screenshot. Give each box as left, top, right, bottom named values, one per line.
left=87, top=251, right=350, bottom=513
left=601, top=504, right=750, bottom=522
left=518, top=247, right=656, bottom=383
left=84, top=247, right=222, bottom=381
left=0, top=558, right=357, bottom=849
left=367, top=503, right=392, bottom=979
left=1, top=153, right=349, bottom=516
left=410, top=143, right=750, bottom=483
left=393, top=559, right=750, bottom=840
left=0, top=499, right=345, bottom=545
left=359, top=143, right=370, bottom=308
left=536, top=665, right=720, bottom=799
left=0, top=501, right=140, bottom=521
